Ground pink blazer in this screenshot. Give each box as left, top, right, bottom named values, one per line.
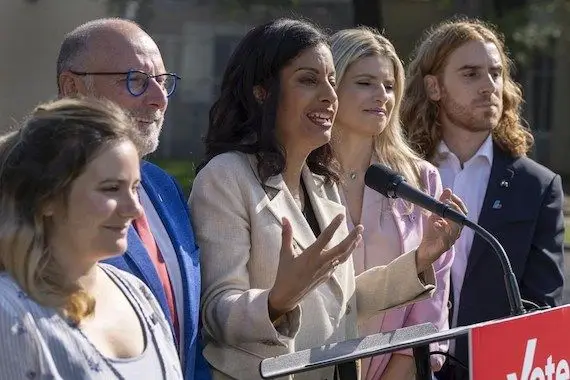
left=343, top=160, right=454, bottom=379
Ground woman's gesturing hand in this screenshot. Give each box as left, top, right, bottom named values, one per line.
left=268, top=215, right=363, bottom=321
left=416, top=189, right=467, bottom=273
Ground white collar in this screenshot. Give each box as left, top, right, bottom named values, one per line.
left=436, top=134, right=493, bottom=166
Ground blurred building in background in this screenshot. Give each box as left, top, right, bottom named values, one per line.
left=0, top=0, right=107, bottom=130
left=1, top=0, right=569, bottom=176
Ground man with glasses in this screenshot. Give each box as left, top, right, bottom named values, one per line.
left=57, top=18, right=211, bottom=380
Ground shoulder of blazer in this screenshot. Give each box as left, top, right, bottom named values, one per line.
left=493, top=144, right=558, bottom=188
left=141, top=159, right=171, bottom=178
left=141, top=160, right=182, bottom=196
left=199, top=151, right=286, bottom=191
left=141, top=160, right=186, bottom=204
left=512, top=155, right=557, bottom=185
left=197, top=151, right=252, bottom=178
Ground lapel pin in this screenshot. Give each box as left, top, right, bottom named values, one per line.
left=492, top=200, right=502, bottom=209
left=500, top=180, right=509, bottom=188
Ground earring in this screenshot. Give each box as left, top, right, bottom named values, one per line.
left=253, top=86, right=266, bottom=104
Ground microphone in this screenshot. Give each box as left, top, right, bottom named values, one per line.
left=364, top=163, right=526, bottom=317
left=364, top=164, right=468, bottom=226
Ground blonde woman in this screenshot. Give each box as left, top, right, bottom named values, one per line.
left=0, top=98, right=182, bottom=379
left=330, top=27, right=456, bottom=379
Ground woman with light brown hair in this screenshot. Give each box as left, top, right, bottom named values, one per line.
left=330, top=27, right=457, bottom=379
left=0, top=98, right=182, bottom=379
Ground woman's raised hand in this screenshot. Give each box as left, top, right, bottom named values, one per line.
left=416, top=188, right=467, bottom=273
left=268, top=215, right=363, bottom=320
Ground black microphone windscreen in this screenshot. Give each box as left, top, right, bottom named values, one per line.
left=364, top=163, right=403, bottom=198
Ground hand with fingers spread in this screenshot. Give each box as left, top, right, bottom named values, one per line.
left=415, top=188, right=468, bottom=273
left=268, top=215, right=363, bottom=321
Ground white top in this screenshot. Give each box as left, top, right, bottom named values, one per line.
left=436, top=135, right=493, bottom=351
left=0, top=264, right=182, bottom=379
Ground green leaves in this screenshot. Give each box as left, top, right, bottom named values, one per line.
left=435, top=0, right=570, bottom=66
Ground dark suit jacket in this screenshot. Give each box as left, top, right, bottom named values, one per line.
left=438, top=143, right=565, bottom=379
left=104, top=161, right=211, bottom=380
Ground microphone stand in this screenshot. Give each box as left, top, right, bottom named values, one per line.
left=412, top=217, right=526, bottom=380
left=413, top=345, right=431, bottom=380
left=367, top=165, right=527, bottom=379
left=463, top=219, right=526, bottom=317
left=381, top=170, right=528, bottom=318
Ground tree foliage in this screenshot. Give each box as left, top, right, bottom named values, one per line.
left=437, top=0, right=570, bottom=64
left=211, top=0, right=383, bottom=29
left=104, top=0, right=568, bottom=64
left=501, top=0, right=570, bottom=63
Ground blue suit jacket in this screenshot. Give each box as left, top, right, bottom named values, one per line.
left=104, top=160, right=211, bottom=380
left=437, top=144, right=565, bottom=379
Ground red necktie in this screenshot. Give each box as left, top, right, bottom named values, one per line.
left=133, top=210, right=180, bottom=343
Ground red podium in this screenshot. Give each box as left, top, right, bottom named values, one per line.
left=259, top=304, right=570, bottom=379
left=470, top=304, right=570, bottom=379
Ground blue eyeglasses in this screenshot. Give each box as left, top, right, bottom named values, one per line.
left=69, top=69, right=181, bottom=97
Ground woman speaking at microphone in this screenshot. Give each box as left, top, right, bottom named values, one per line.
left=330, top=27, right=464, bottom=379
left=189, top=18, right=466, bottom=380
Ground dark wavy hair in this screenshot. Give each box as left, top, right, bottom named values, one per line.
left=199, top=18, right=339, bottom=183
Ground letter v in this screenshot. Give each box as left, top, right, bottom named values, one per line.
left=506, top=338, right=538, bottom=380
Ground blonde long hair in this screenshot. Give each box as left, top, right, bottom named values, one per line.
left=402, top=18, right=533, bottom=161
left=0, top=97, right=140, bottom=324
left=330, top=27, right=424, bottom=190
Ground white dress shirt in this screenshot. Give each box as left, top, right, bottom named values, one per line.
left=436, top=135, right=493, bottom=351
left=139, top=186, right=185, bottom=361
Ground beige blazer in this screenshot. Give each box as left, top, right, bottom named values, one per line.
left=188, top=152, right=436, bottom=380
